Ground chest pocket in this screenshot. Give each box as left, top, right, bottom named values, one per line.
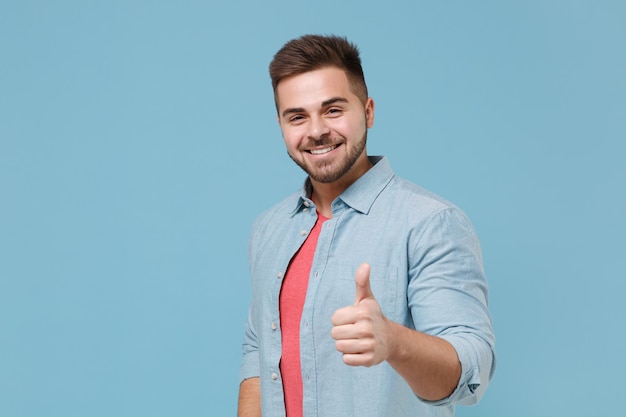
left=315, top=262, right=399, bottom=322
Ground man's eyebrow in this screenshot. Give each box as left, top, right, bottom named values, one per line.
left=281, top=97, right=349, bottom=118
left=321, top=97, right=348, bottom=107
left=281, top=107, right=305, bottom=118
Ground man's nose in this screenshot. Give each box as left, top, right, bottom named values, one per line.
left=307, top=116, right=331, bottom=140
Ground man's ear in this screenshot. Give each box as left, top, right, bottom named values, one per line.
left=365, top=97, right=375, bottom=128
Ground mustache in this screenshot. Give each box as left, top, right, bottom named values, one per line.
left=298, top=137, right=341, bottom=150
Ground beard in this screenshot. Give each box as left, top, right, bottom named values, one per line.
left=289, top=130, right=368, bottom=184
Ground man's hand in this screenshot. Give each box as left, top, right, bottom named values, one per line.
left=330, top=263, right=463, bottom=400
left=330, top=263, right=393, bottom=367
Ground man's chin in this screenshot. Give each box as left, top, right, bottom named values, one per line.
left=306, top=165, right=348, bottom=184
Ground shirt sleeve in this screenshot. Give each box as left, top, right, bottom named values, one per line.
left=239, top=217, right=265, bottom=384
left=239, top=303, right=261, bottom=383
left=407, top=207, right=496, bottom=406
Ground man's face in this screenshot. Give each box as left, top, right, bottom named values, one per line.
left=276, top=67, right=374, bottom=185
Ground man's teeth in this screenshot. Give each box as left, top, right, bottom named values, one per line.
left=309, top=145, right=337, bottom=155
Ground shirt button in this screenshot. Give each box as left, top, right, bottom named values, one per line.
left=304, top=320, right=309, bottom=329
left=303, top=207, right=308, bottom=212
left=277, top=272, right=283, bottom=279
left=300, top=230, right=307, bottom=236
left=271, top=322, right=277, bottom=330
left=304, top=201, right=310, bottom=207
left=271, top=372, right=278, bottom=380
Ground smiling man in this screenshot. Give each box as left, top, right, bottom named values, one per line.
left=238, top=35, right=496, bottom=417
left=278, top=66, right=374, bottom=217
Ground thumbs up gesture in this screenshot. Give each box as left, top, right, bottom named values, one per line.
left=331, top=263, right=393, bottom=367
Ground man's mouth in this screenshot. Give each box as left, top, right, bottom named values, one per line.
left=308, top=145, right=338, bottom=155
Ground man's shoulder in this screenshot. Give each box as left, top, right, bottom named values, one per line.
left=251, top=189, right=301, bottom=230
left=386, top=175, right=458, bottom=213
left=380, top=176, right=478, bottom=244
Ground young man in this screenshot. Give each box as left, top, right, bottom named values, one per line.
left=238, top=35, right=495, bottom=417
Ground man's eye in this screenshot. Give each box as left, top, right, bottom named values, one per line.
left=290, top=115, right=304, bottom=122
left=327, top=108, right=342, bottom=115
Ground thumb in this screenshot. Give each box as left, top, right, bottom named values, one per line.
left=354, top=263, right=374, bottom=305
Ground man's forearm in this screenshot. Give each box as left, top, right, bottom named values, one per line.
left=237, top=377, right=261, bottom=417
left=386, top=320, right=461, bottom=401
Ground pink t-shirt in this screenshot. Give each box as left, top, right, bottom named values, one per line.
left=279, top=214, right=329, bottom=417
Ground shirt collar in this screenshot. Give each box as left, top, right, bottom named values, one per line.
left=291, top=156, right=395, bottom=216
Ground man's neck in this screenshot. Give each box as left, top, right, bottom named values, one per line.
left=309, top=156, right=373, bottom=218
left=310, top=182, right=344, bottom=218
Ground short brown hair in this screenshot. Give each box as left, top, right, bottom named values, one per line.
left=269, top=34, right=368, bottom=111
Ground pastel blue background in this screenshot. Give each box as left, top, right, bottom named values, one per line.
left=1, top=1, right=624, bottom=416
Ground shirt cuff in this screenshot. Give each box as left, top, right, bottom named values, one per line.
left=239, top=348, right=260, bottom=384
left=425, top=333, right=495, bottom=407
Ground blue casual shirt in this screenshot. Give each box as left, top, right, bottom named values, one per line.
left=240, top=156, right=496, bottom=417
